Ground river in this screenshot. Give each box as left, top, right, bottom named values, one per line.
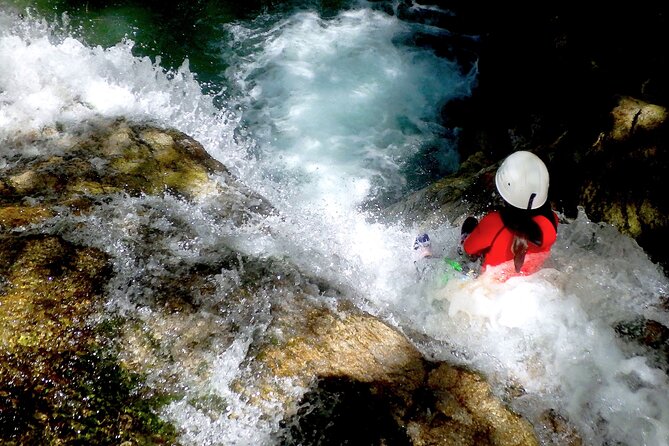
left=1, top=1, right=668, bottom=445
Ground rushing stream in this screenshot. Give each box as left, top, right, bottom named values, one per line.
left=1, top=1, right=668, bottom=445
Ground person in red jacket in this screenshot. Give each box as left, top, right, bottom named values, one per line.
left=460, top=151, right=558, bottom=279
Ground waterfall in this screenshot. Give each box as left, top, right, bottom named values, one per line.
left=1, top=2, right=668, bottom=445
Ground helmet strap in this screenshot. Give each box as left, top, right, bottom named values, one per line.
left=526, top=193, right=537, bottom=210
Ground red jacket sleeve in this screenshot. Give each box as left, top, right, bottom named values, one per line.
left=531, top=212, right=558, bottom=251
left=463, top=211, right=505, bottom=256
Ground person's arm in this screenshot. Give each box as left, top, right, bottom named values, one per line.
left=463, top=212, right=503, bottom=256
left=531, top=214, right=558, bottom=249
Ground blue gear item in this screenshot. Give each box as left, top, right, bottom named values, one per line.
left=413, top=233, right=431, bottom=250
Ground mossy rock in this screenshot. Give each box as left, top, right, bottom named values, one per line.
left=574, top=97, right=669, bottom=270
left=0, top=118, right=273, bottom=226
left=0, top=234, right=178, bottom=445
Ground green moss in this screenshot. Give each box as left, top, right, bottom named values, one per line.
left=0, top=235, right=180, bottom=444
left=0, top=346, right=179, bottom=445
left=639, top=200, right=666, bottom=229
left=625, top=203, right=642, bottom=237
left=106, top=140, right=212, bottom=199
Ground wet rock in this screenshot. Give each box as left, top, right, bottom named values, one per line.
left=382, top=151, right=499, bottom=228
left=249, top=296, right=540, bottom=445
left=0, top=204, right=53, bottom=229
left=0, top=234, right=176, bottom=444
left=608, top=97, right=667, bottom=142
left=0, top=235, right=107, bottom=352
left=419, top=364, right=539, bottom=446
left=0, top=117, right=559, bottom=444
left=614, top=316, right=669, bottom=373
left=280, top=376, right=413, bottom=446
left=261, top=309, right=425, bottom=387
left=0, top=118, right=274, bottom=225
left=0, top=117, right=277, bottom=444
left=573, top=97, right=669, bottom=271
left=536, top=409, right=583, bottom=446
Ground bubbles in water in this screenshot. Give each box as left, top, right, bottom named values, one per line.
left=399, top=209, right=669, bottom=446
left=223, top=8, right=475, bottom=208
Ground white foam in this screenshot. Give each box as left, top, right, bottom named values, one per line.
left=223, top=8, right=476, bottom=209
left=0, top=10, right=242, bottom=170
left=404, top=210, right=669, bottom=445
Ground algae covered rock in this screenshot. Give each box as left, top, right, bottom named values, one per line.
left=0, top=118, right=273, bottom=224
left=0, top=234, right=177, bottom=445
left=576, top=97, right=669, bottom=270
left=0, top=117, right=275, bottom=444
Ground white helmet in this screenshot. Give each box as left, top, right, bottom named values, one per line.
left=495, top=151, right=549, bottom=210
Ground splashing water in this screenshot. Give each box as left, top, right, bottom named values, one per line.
left=1, top=4, right=668, bottom=446
left=222, top=8, right=473, bottom=207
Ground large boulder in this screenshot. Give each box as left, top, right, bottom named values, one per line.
left=0, top=118, right=273, bottom=224
left=0, top=118, right=549, bottom=444
left=570, top=97, right=668, bottom=270
left=0, top=118, right=276, bottom=444
left=245, top=298, right=541, bottom=446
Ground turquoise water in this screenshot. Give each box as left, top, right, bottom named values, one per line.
left=7, top=1, right=375, bottom=94
left=5, top=0, right=255, bottom=91
left=4, top=0, right=471, bottom=194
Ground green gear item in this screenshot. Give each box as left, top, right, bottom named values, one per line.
left=444, top=258, right=463, bottom=271
left=439, top=258, right=463, bottom=285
